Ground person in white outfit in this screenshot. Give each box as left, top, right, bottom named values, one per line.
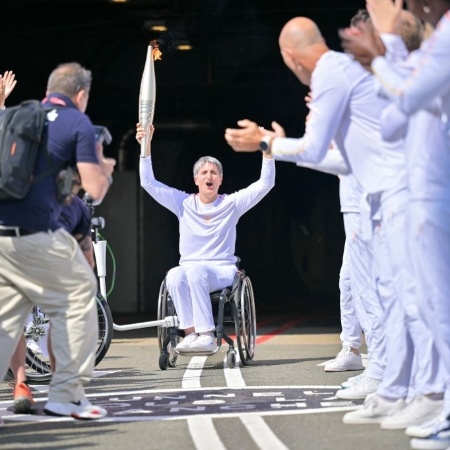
left=341, top=0, right=450, bottom=447
left=225, top=16, right=399, bottom=401
left=137, top=124, right=275, bottom=353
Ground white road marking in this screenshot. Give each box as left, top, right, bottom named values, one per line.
left=182, top=356, right=207, bottom=389
left=187, top=416, right=226, bottom=450
left=223, top=352, right=246, bottom=388
left=240, top=415, right=289, bottom=450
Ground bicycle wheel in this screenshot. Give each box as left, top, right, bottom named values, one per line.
left=23, top=292, right=113, bottom=383
left=95, top=292, right=113, bottom=366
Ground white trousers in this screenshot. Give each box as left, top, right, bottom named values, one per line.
left=166, top=263, right=237, bottom=332
left=344, top=212, right=385, bottom=380
left=409, top=200, right=450, bottom=409
left=0, top=229, right=98, bottom=403
left=339, top=237, right=362, bottom=349
left=374, top=189, right=444, bottom=399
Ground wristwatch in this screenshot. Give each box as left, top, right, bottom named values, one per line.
left=259, top=135, right=273, bottom=153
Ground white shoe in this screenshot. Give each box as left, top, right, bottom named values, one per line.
left=380, top=395, right=443, bottom=430
left=341, top=370, right=366, bottom=389
left=190, top=334, right=218, bottom=353
left=343, top=393, right=406, bottom=424
left=175, top=333, right=198, bottom=352
left=410, top=420, right=450, bottom=450
left=406, top=413, right=450, bottom=438
left=335, top=375, right=380, bottom=400
left=44, top=400, right=107, bottom=420
left=324, top=346, right=364, bottom=372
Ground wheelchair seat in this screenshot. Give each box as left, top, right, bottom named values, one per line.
left=156, top=264, right=256, bottom=370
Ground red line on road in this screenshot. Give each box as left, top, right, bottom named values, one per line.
left=256, top=319, right=308, bottom=345
left=228, top=317, right=310, bottom=344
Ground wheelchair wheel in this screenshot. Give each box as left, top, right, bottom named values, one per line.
left=157, top=279, right=179, bottom=369
left=21, top=292, right=113, bottom=384
left=234, top=274, right=256, bottom=365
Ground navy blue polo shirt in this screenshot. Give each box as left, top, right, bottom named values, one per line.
left=0, top=93, right=99, bottom=231
left=58, top=195, right=92, bottom=240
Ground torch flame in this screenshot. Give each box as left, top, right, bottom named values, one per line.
left=150, top=39, right=162, bottom=60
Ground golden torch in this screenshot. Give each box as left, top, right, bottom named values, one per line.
left=139, top=40, right=162, bottom=157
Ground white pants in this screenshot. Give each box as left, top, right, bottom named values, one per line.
left=0, top=229, right=98, bottom=403
left=338, top=237, right=362, bottom=349
left=374, top=188, right=444, bottom=399
left=166, top=263, right=237, bottom=332
left=344, top=211, right=385, bottom=380
left=409, top=200, right=449, bottom=409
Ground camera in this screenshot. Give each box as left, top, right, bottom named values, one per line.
left=56, top=166, right=81, bottom=205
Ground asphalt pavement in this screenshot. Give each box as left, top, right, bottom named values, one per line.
left=0, top=314, right=412, bottom=450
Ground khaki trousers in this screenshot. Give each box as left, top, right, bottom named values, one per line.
left=0, top=228, right=97, bottom=402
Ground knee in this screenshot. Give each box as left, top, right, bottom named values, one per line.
left=185, top=265, right=208, bottom=284
left=166, top=266, right=186, bottom=290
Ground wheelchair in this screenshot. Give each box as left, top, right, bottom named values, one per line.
left=156, top=264, right=256, bottom=370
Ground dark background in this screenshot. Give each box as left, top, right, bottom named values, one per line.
left=1, top=0, right=365, bottom=318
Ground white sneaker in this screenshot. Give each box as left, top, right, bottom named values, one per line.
left=343, top=393, right=406, bottom=424
left=190, top=334, right=218, bottom=353
left=341, top=370, right=366, bottom=389
left=175, top=333, right=198, bottom=352
left=44, top=400, right=107, bottom=420
left=410, top=423, right=450, bottom=450
left=406, top=413, right=450, bottom=438
left=335, top=375, right=380, bottom=400
left=324, top=346, right=364, bottom=372
left=380, top=395, right=443, bottom=430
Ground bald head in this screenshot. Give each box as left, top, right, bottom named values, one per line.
left=279, top=17, right=325, bottom=50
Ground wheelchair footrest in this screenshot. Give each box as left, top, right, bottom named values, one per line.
left=175, top=347, right=221, bottom=357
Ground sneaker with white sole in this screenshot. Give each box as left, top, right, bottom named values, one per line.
left=324, top=346, right=365, bottom=372
left=343, top=393, right=406, bottom=424
left=175, top=333, right=199, bottom=352
left=341, top=370, right=366, bottom=389
left=410, top=424, right=450, bottom=450
left=380, top=395, right=443, bottom=430
left=44, top=400, right=107, bottom=420
left=335, top=375, right=380, bottom=400
left=190, top=334, right=218, bottom=353
left=406, top=414, right=450, bottom=438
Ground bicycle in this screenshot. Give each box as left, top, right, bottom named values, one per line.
left=17, top=204, right=114, bottom=383
left=21, top=196, right=177, bottom=383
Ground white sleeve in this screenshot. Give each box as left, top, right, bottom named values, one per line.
left=139, top=156, right=189, bottom=217
left=372, top=14, right=450, bottom=115
left=380, top=103, right=409, bottom=141
left=231, top=157, right=275, bottom=217
left=294, top=144, right=351, bottom=175
left=271, top=55, right=352, bottom=164
left=380, top=33, right=408, bottom=63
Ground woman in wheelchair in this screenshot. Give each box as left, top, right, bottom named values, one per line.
left=136, top=123, right=275, bottom=353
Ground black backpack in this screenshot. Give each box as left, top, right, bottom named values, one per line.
left=0, top=99, right=62, bottom=200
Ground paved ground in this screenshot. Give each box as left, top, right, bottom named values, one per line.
left=0, top=314, right=413, bottom=450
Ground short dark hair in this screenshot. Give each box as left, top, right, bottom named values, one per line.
left=350, top=9, right=371, bottom=27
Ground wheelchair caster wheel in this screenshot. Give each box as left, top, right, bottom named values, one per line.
left=159, top=353, right=169, bottom=370
left=226, top=350, right=236, bottom=369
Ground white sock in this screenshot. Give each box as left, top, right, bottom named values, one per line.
left=199, top=331, right=215, bottom=338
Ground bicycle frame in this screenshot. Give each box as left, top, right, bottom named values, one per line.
left=91, top=216, right=178, bottom=331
